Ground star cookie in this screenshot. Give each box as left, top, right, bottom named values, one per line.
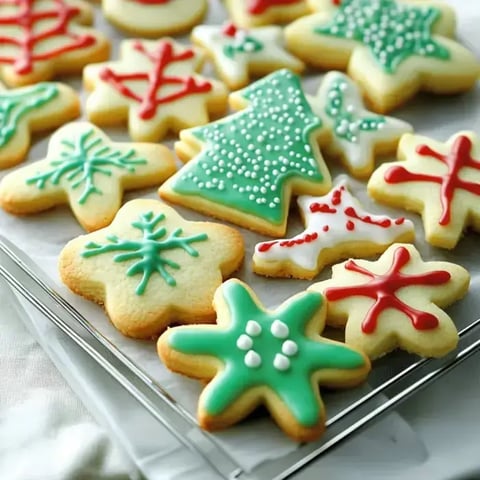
left=308, top=72, right=412, bottom=178
left=285, top=0, right=480, bottom=113
left=159, top=69, right=332, bottom=237
left=59, top=199, right=244, bottom=338
left=192, top=22, right=304, bottom=90
left=84, top=38, right=228, bottom=142
left=309, top=243, right=470, bottom=359
left=0, top=122, right=176, bottom=232
left=368, top=131, right=480, bottom=249
left=158, top=279, right=370, bottom=442
left=0, top=0, right=109, bottom=87
left=254, top=181, right=414, bottom=279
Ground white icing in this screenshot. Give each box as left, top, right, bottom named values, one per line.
left=246, top=319, right=262, bottom=336
left=236, top=334, right=253, bottom=350
left=271, top=319, right=289, bottom=339
left=273, top=353, right=290, bottom=371
left=244, top=350, right=262, bottom=368
left=282, top=339, right=298, bottom=356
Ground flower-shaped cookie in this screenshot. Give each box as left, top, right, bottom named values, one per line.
left=158, top=279, right=370, bottom=441
left=309, top=243, right=470, bottom=359
left=59, top=199, right=244, bottom=338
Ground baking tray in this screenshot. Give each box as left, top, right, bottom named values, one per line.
left=1, top=1, right=480, bottom=479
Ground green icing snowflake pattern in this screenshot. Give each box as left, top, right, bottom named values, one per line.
left=169, top=280, right=367, bottom=427
left=0, top=83, right=58, bottom=148
left=82, top=211, right=208, bottom=294
left=26, top=129, right=147, bottom=205
left=171, top=69, right=325, bottom=224
left=315, top=0, right=450, bottom=74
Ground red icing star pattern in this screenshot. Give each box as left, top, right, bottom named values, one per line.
left=247, top=0, right=301, bottom=15
left=99, top=40, right=213, bottom=120
left=0, top=0, right=96, bottom=75
left=325, top=246, right=451, bottom=334
left=384, top=135, right=480, bottom=226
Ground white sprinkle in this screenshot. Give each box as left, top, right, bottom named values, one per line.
left=236, top=334, right=253, bottom=351
left=273, top=354, right=290, bottom=371
left=244, top=350, right=262, bottom=368
left=246, top=320, right=262, bottom=336
left=271, top=320, right=289, bottom=339
left=282, top=340, right=298, bottom=356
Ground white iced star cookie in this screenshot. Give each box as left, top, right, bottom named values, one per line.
left=309, top=243, right=470, bottom=359
left=308, top=72, right=413, bottom=178
left=59, top=199, right=244, bottom=339
left=254, top=181, right=414, bottom=279
left=285, top=0, right=480, bottom=113
left=84, top=38, right=228, bottom=142
left=192, top=22, right=304, bottom=90
left=103, top=0, right=207, bottom=38
left=0, top=122, right=176, bottom=232
left=368, top=131, right=480, bottom=249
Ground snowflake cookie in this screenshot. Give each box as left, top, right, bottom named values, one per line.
left=254, top=181, right=414, bottom=279
left=191, top=22, right=304, bottom=90
left=159, top=69, right=332, bottom=237
left=103, top=0, right=207, bottom=38
left=158, top=279, right=370, bottom=441
left=0, top=0, right=109, bottom=87
left=0, top=122, right=176, bottom=232
left=225, top=0, right=310, bottom=28
left=84, top=38, right=228, bottom=142
left=285, top=0, right=480, bottom=113
left=309, top=243, right=470, bottom=359
left=308, top=72, right=412, bottom=178
left=59, top=199, right=244, bottom=338
left=368, top=131, right=480, bottom=249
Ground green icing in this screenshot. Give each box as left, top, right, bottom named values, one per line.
left=314, top=0, right=450, bottom=74
left=82, top=211, right=208, bottom=294
left=171, top=69, right=326, bottom=225
left=223, top=35, right=263, bottom=59
left=168, top=280, right=367, bottom=427
left=26, top=128, right=146, bottom=205
left=0, top=83, right=58, bottom=148
left=325, top=77, right=386, bottom=143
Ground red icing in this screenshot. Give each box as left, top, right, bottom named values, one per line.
left=385, top=135, right=480, bottom=226
left=332, top=0, right=341, bottom=5
left=222, top=22, right=238, bottom=37
left=99, top=40, right=213, bottom=120
left=258, top=232, right=318, bottom=252
left=247, top=0, right=301, bottom=15
left=325, top=247, right=450, bottom=334
left=310, top=203, right=336, bottom=214
left=0, top=0, right=96, bottom=75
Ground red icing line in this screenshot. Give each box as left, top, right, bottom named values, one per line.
left=222, top=22, right=238, bottom=37
left=332, top=0, right=341, bottom=5
left=0, top=0, right=96, bottom=75
left=257, top=232, right=318, bottom=252
left=325, top=247, right=450, bottom=334
left=384, top=135, right=480, bottom=226
left=247, top=0, right=301, bottom=15
left=99, top=40, right=213, bottom=120
left=310, top=203, right=336, bottom=214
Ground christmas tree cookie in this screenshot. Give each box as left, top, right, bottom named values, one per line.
left=285, top=0, right=480, bottom=113
left=159, top=69, right=332, bottom=237
left=158, top=279, right=370, bottom=441
left=0, top=122, right=176, bottom=232
left=368, top=131, right=480, bottom=249
left=309, top=243, right=470, bottom=359
left=254, top=181, right=414, bottom=279
left=0, top=0, right=109, bottom=87
left=59, top=199, right=244, bottom=339
left=84, top=39, right=228, bottom=142
left=0, top=82, right=80, bottom=169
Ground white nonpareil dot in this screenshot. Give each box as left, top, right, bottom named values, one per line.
left=236, top=334, right=253, bottom=351
left=271, top=319, right=289, bottom=339
left=246, top=320, right=262, bottom=336
left=273, top=354, right=290, bottom=371
left=282, top=340, right=298, bottom=356
left=244, top=350, right=262, bottom=368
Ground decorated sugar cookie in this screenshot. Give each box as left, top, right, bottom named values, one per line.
left=309, top=243, right=470, bottom=359
left=59, top=199, right=244, bottom=338
left=225, top=0, right=310, bottom=28
left=0, top=0, right=109, bottom=87
left=368, top=132, right=480, bottom=249
left=160, top=69, right=332, bottom=237
left=192, top=22, right=304, bottom=90
left=285, top=0, right=480, bottom=113
left=0, top=82, right=80, bottom=169
left=103, top=0, right=207, bottom=38
left=308, top=72, right=412, bottom=178
left=0, top=122, right=176, bottom=232
left=254, top=181, right=414, bottom=279
left=158, top=279, right=370, bottom=441
left=84, top=39, right=228, bottom=142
